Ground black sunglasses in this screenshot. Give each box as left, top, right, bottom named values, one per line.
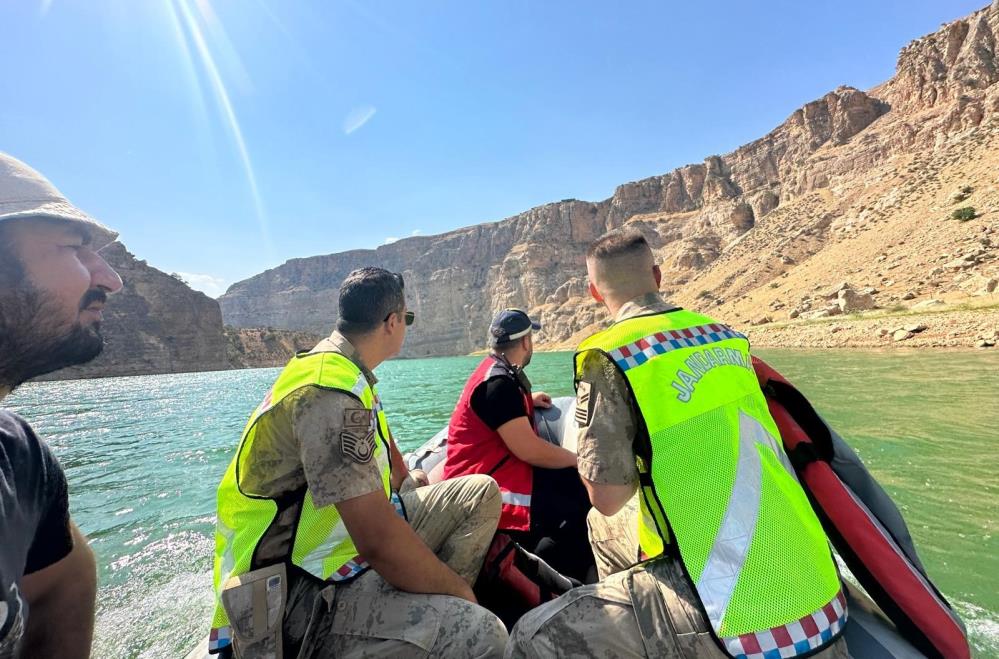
left=384, top=310, right=415, bottom=326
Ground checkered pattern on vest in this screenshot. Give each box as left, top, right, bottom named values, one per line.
left=608, top=323, right=746, bottom=372
left=724, top=589, right=847, bottom=659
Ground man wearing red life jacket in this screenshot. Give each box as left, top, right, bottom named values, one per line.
left=445, top=309, right=595, bottom=582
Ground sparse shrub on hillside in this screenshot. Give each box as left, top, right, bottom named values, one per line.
left=951, top=186, right=974, bottom=204
left=697, top=290, right=712, bottom=299
left=951, top=206, right=977, bottom=221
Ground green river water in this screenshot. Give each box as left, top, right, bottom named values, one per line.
left=5, top=349, right=998, bottom=657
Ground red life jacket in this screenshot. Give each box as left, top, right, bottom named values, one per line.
left=444, top=355, right=535, bottom=531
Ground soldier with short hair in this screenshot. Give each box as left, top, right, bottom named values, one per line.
left=210, top=267, right=507, bottom=658
left=507, top=228, right=849, bottom=659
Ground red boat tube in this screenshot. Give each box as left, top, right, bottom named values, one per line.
left=753, top=357, right=970, bottom=659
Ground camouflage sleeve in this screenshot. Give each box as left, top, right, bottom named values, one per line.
left=575, top=350, right=639, bottom=486
left=293, top=387, right=385, bottom=508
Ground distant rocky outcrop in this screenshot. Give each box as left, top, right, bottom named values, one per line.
left=51, top=4, right=999, bottom=379
left=219, top=84, right=893, bottom=355
left=40, top=245, right=328, bottom=380
left=220, top=3, right=999, bottom=356
left=224, top=327, right=324, bottom=369
left=43, top=242, right=230, bottom=380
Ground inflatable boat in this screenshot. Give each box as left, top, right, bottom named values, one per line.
left=406, top=360, right=968, bottom=658
left=407, top=400, right=931, bottom=658
left=188, top=360, right=968, bottom=659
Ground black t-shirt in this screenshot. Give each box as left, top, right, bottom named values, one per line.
left=0, top=410, right=73, bottom=657
left=471, top=376, right=530, bottom=430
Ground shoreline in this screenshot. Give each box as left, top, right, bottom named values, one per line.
left=23, top=305, right=999, bottom=386
left=542, top=302, right=999, bottom=353
left=740, top=303, right=998, bottom=350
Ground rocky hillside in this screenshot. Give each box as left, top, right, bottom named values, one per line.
left=221, top=3, right=999, bottom=356
left=224, top=327, right=324, bottom=369
left=40, top=244, right=324, bottom=380
left=43, top=242, right=230, bottom=380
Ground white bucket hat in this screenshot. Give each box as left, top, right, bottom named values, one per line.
left=0, top=151, right=118, bottom=249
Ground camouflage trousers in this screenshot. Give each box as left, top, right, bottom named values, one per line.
left=506, top=497, right=851, bottom=659
left=287, top=475, right=508, bottom=658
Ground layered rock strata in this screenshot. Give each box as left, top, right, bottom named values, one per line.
left=224, top=327, right=324, bottom=369
left=221, top=4, right=999, bottom=356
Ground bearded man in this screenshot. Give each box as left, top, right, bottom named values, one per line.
left=0, top=152, right=123, bottom=658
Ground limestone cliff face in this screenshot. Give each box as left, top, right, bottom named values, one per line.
left=220, top=86, right=889, bottom=355
left=43, top=243, right=230, bottom=379
left=882, top=4, right=999, bottom=115
left=221, top=3, right=999, bottom=355
left=224, top=327, right=323, bottom=369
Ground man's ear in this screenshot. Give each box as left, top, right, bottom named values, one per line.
left=385, top=311, right=400, bottom=335
left=588, top=280, right=603, bottom=303
left=653, top=264, right=662, bottom=289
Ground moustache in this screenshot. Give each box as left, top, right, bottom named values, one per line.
left=79, top=288, right=109, bottom=311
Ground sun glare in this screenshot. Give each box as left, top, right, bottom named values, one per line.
left=165, top=0, right=274, bottom=260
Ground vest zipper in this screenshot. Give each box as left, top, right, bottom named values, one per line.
left=487, top=454, right=510, bottom=476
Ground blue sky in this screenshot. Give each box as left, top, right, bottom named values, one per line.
left=0, top=1, right=986, bottom=297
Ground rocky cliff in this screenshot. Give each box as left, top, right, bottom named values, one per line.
left=220, top=3, right=999, bottom=355
left=43, top=243, right=231, bottom=379
left=41, top=245, right=330, bottom=380
left=224, top=327, right=324, bottom=369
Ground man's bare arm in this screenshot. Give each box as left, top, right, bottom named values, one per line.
left=387, top=432, right=411, bottom=490
left=338, top=490, right=476, bottom=602
left=496, top=416, right=577, bottom=469
left=20, top=521, right=97, bottom=658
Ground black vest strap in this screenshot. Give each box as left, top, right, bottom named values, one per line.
left=784, top=442, right=824, bottom=470
left=763, top=380, right=835, bottom=464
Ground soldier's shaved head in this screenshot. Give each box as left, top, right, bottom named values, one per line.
left=585, top=228, right=661, bottom=312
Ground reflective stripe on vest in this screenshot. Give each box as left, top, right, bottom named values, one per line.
left=575, top=310, right=844, bottom=658
left=500, top=490, right=532, bottom=507
left=209, top=351, right=392, bottom=651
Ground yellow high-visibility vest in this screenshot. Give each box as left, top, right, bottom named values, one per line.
left=576, top=309, right=845, bottom=657
left=209, top=351, right=391, bottom=652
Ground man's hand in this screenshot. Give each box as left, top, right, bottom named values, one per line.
left=399, top=469, right=430, bottom=493
left=20, top=521, right=96, bottom=659
left=338, top=490, right=476, bottom=602
left=532, top=391, right=553, bottom=409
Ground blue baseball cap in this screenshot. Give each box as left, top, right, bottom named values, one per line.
left=489, top=308, right=541, bottom=346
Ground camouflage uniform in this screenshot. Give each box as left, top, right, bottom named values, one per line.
left=507, top=294, right=849, bottom=659
left=244, top=331, right=507, bottom=658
